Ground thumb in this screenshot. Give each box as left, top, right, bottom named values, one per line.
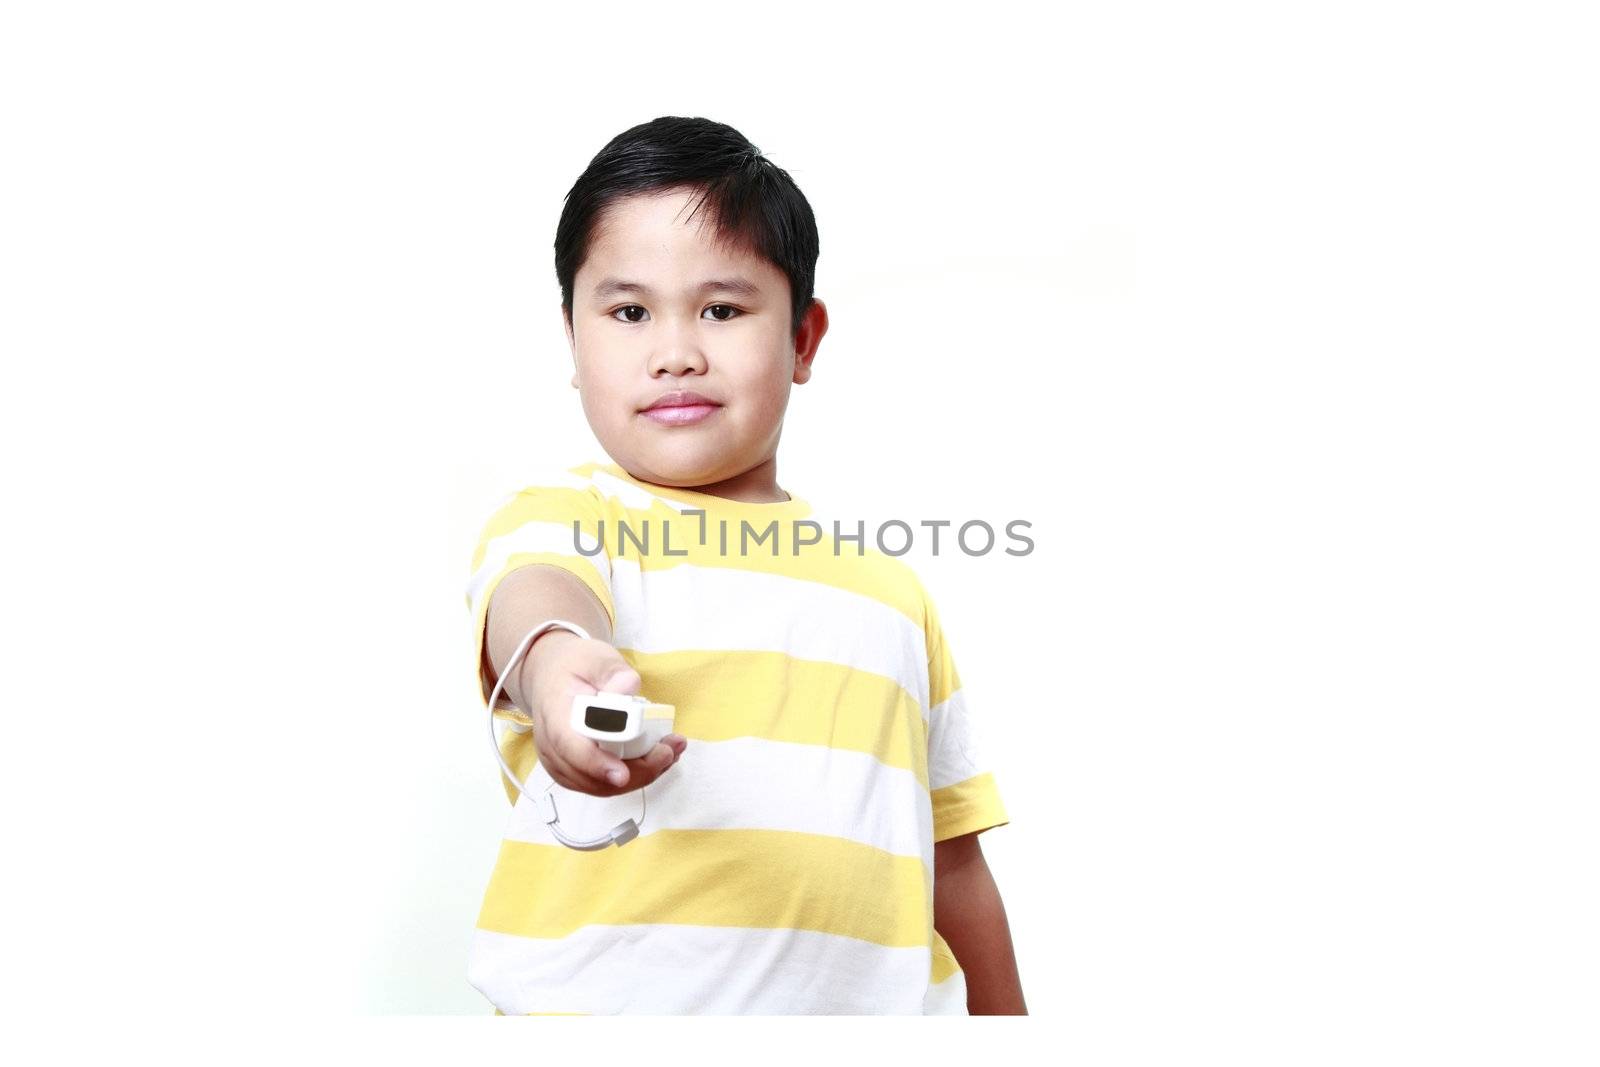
left=569, top=638, right=641, bottom=695
left=600, top=664, right=642, bottom=695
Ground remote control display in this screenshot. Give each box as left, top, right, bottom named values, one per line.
left=584, top=705, right=629, bottom=733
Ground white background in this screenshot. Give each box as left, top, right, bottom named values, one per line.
left=4, top=0, right=1596, bottom=1060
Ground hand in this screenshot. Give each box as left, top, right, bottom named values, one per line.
left=518, top=630, right=688, bottom=798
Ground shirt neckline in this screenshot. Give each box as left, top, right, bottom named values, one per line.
left=597, top=461, right=813, bottom=520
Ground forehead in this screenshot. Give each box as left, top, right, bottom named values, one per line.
left=578, top=187, right=783, bottom=293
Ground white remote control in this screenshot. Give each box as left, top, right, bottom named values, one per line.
left=570, top=691, right=676, bottom=760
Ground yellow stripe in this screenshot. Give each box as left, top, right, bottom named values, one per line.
left=930, top=929, right=962, bottom=984
left=923, top=598, right=962, bottom=709
left=620, top=648, right=929, bottom=786
left=931, top=772, right=1009, bottom=842
left=928, top=649, right=961, bottom=711
left=495, top=727, right=540, bottom=808
left=478, top=828, right=932, bottom=948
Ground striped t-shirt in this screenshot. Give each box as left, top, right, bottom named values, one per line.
left=463, top=459, right=1009, bottom=1015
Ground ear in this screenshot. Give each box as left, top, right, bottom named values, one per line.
left=792, top=299, right=828, bottom=386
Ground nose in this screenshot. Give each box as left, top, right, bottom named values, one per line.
left=646, top=315, right=708, bottom=378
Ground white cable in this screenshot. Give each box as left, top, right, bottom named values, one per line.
left=486, top=618, right=645, bottom=850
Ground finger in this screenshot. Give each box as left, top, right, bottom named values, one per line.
left=532, top=733, right=585, bottom=793
left=619, top=742, right=679, bottom=790
left=599, top=664, right=641, bottom=696
left=553, top=727, right=629, bottom=792
left=563, top=740, right=675, bottom=796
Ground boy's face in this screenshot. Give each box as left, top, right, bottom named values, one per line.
left=565, top=185, right=824, bottom=490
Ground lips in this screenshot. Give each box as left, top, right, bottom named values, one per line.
left=642, top=390, right=721, bottom=412
left=640, top=390, right=723, bottom=427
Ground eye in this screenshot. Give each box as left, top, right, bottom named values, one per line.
left=610, top=305, right=649, bottom=324
left=704, top=304, right=742, bottom=322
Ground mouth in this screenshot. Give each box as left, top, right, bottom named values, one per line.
left=640, top=391, right=723, bottom=426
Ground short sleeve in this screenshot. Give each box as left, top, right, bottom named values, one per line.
left=464, top=477, right=617, bottom=726
left=923, top=586, right=1010, bottom=842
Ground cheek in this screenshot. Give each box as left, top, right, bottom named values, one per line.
left=737, top=370, right=792, bottom=422
left=575, top=374, right=621, bottom=425
left=730, top=342, right=793, bottom=394
left=574, top=361, right=619, bottom=400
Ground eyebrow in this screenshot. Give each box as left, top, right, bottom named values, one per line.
left=591, top=277, right=763, bottom=300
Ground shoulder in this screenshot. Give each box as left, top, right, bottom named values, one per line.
left=857, top=552, right=957, bottom=661
left=468, top=462, right=616, bottom=547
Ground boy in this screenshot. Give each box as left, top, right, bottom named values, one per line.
left=464, top=116, right=1026, bottom=1015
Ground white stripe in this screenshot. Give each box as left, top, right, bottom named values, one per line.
left=501, top=735, right=932, bottom=860
left=927, top=687, right=983, bottom=791
left=921, top=969, right=970, bottom=1015
left=468, top=924, right=937, bottom=1014
left=609, top=557, right=930, bottom=713
left=465, top=519, right=610, bottom=613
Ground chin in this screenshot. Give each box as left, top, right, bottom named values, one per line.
left=639, top=461, right=718, bottom=487
left=625, top=435, right=724, bottom=474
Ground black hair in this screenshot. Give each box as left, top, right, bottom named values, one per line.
left=555, top=116, right=820, bottom=338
